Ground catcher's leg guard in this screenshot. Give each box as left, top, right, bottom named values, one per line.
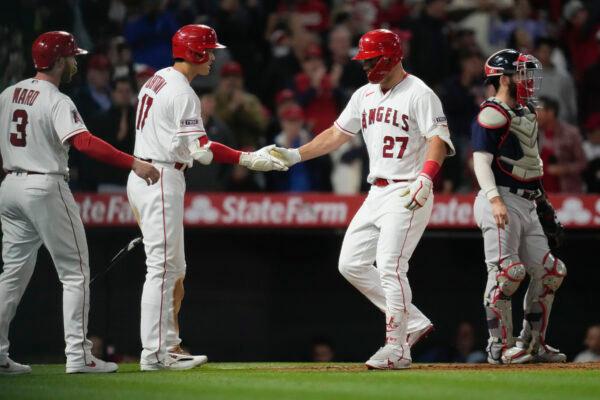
left=484, top=257, right=526, bottom=363
left=520, top=252, right=566, bottom=354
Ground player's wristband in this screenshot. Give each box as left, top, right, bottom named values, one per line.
left=420, top=160, right=441, bottom=180
left=209, top=141, right=242, bottom=164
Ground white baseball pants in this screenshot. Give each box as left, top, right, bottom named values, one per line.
left=0, top=173, right=93, bottom=367
left=127, top=166, right=186, bottom=366
left=338, top=183, right=433, bottom=343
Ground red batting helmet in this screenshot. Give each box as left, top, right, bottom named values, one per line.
left=353, top=29, right=403, bottom=83
left=32, top=31, right=88, bottom=70
left=172, top=24, right=226, bottom=65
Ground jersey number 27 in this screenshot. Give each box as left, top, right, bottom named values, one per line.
left=382, top=136, right=408, bottom=158
left=136, top=94, right=154, bottom=130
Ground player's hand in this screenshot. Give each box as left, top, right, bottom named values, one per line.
left=239, top=144, right=289, bottom=172
left=490, top=196, right=509, bottom=229
left=132, top=159, right=160, bottom=185
left=190, top=142, right=213, bottom=165
left=400, top=174, right=432, bottom=211
left=269, top=146, right=301, bottom=168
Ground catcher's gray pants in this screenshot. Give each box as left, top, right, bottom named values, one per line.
left=474, top=187, right=559, bottom=345
left=0, top=173, right=93, bottom=367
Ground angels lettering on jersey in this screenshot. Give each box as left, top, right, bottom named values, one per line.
left=334, top=74, right=454, bottom=183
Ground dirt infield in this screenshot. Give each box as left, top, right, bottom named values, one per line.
left=255, top=362, right=600, bottom=372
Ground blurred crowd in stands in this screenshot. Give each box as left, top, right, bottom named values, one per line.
left=1, top=0, right=600, bottom=194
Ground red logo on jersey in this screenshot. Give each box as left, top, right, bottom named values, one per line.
left=361, top=107, right=409, bottom=131
left=365, top=91, right=375, bottom=97
left=72, top=110, right=82, bottom=124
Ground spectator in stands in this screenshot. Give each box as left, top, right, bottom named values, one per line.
left=327, top=25, right=366, bottom=106
left=266, top=89, right=299, bottom=142
left=74, top=54, right=112, bottom=120
left=123, top=0, right=179, bottom=69
left=409, top=0, right=451, bottom=88
left=294, top=43, right=339, bottom=135
left=579, top=30, right=600, bottom=121
left=491, top=0, right=546, bottom=52
left=439, top=50, right=485, bottom=192
left=215, top=61, right=268, bottom=148
left=582, top=113, right=600, bottom=193
left=537, top=96, right=587, bottom=192
left=267, top=104, right=331, bottom=192
left=260, top=26, right=310, bottom=108
left=84, top=77, right=136, bottom=192
left=574, top=325, right=600, bottom=362
left=310, top=336, right=335, bottom=362
left=273, top=0, right=330, bottom=34
left=108, top=36, right=135, bottom=82
left=534, top=37, right=577, bottom=124
left=213, top=0, right=267, bottom=94
left=417, top=321, right=486, bottom=363
left=562, top=0, right=600, bottom=82
left=458, top=0, right=513, bottom=56
left=186, top=90, right=236, bottom=192
left=0, top=29, right=27, bottom=88
left=507, top=27, right=534, bottom=54
left=440, top=50, right=485, bottom=155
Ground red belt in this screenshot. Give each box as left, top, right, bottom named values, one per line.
left=373, top=178, right=408, bottom=187
left=141, top=159, right=187, bottom=171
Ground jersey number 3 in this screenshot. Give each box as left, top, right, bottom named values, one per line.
left=382, top=136, right=408, bottom=158
left=136, top=94, right=154, bottom=130
left=10, top=109, right=28, bottom=147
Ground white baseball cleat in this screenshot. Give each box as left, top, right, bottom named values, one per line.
left=531, top=344, right=567, bottom=363
left=365, top=344, right=411, bottom=370
left=0, top=358, right=32, bottom=375
left=141, top=355, right=208, bottom=372
left=407, top=324, right=434, bottom=348
left=501, top=343, right=533, bottom=364
left=168, top=352, right=208, bottom=365
left=66, top=356, right=118, bottom=374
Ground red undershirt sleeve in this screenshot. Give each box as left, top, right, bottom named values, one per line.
left=70, top=131, right=134, bottom=169
left=207, top=140, right=242, bottom=164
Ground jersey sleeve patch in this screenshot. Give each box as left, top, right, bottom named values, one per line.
left=478, top=106, right=509, bottom=129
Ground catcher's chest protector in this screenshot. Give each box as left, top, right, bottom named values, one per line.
left=483, top=97, right=543, bottom=181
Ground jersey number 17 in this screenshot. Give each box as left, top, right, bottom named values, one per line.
left=136, top=94, right=154, bottom=131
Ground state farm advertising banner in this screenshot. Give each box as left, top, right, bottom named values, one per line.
left=73, top=193, right=600, bottom=229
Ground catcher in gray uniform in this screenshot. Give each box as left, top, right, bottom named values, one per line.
left=471, top=49, right=567, bottom=364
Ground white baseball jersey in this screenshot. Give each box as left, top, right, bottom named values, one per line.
left=334, top=74, right=455, bottom=183
left=133, top=67, right=207, bottom=164
left=0, top=78, right=87, bottom=174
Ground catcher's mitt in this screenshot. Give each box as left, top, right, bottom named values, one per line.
left=535, top=197, right=565, bottom=250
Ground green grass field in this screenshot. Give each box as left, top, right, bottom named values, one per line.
left=1, top=363, right=599, bottom=400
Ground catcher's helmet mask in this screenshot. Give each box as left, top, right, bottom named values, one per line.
left=484, top=49, right=542, bottom=106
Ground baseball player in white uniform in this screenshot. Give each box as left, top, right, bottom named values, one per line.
left=0, top=31, right=159, bottom=375
left=273, top=29, right=455, bottom=369
left=127, top=24, right=287, bottom=371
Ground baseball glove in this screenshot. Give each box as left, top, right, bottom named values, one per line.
left=535, top=197, right=565, bottom=250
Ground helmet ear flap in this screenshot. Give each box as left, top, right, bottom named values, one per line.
left=185, top=48, right=209, bottom=64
